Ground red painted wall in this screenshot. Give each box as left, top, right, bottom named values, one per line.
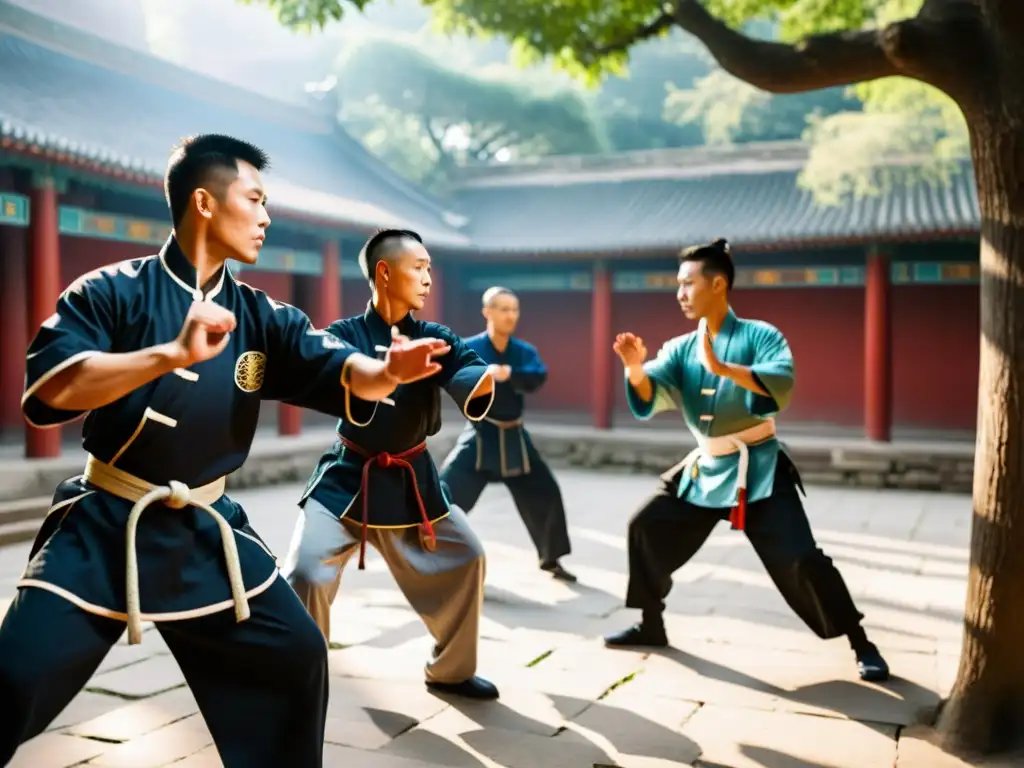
left=343, top=278, right=370, bottom=319
left=517, top=292, right=594, bottom=412
left=232, top=271, right=290, bottom=298
left=0, top=226, right=28, bottom=434
left=610, top=288, right=866, bottom=426
left=444, top=278, right=979, bottom=433
left=732, top=288, right=867, bottom=427
left=61, top=237, right=152, bottom=283
left=892, top=285, right=979, bottom=431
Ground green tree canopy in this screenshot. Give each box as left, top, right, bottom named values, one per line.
left=331, top=35, right=607, bottom=187
left=242, top=0, right=968, bottom=202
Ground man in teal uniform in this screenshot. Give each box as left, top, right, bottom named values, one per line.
left=604, top=238, right=889, bottom=683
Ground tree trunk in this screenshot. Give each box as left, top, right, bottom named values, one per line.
left=935, top=87, right=1024, bottom=756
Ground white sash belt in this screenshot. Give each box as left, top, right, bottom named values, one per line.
left=679, top=418, right=777, bottom=530
left=83, top=455, right=247, bottom=645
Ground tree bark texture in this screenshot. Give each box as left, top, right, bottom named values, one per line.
left=650, top=0, right=1024, bottom=757
left=933, top=17, right=1024, bottom=757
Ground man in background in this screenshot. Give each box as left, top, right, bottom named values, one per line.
left=439, top=286, right=575, bottom=582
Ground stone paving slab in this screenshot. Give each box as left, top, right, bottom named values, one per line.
left=682, top=704, right=899, bottom=768
left=0, top=470, right=983, bottom=767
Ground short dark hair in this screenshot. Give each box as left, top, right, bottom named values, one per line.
left=679, top=237, right=735, bottom=290
left=164, top=134, right=270, bottom=226
left=357, top=228, right=423, bottom=285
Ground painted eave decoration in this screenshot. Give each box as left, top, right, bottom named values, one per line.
left=0, top=117, right=470, bottom=249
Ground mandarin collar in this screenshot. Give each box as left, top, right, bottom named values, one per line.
left=363, top=301, right=417, bottom=343
left=158, top=235, right=227, bottom=300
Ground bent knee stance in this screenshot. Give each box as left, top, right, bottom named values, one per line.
left=282, top=503, right=353, bottom=588
left=277, top=614, right=329, bottom=682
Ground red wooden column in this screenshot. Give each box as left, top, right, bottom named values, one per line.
left=864, top=247, right=892, bottom=442
left=277, top=273, right=304, bottom=437
left=26, top=176, right=63, bottom=458
left=318, top=238, right=341, bottom=325
left=591, top=261, right=613, bottom=430
left=0, top=224, right=28, bottom=436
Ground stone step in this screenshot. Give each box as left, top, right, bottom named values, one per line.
left=0, top=518, right=42, bottom=547
left=0, top=495, right=51, bottom=524
left=0, top=496, right=49, bottom=548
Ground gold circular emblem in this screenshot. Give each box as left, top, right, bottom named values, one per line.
left=234, top=351, right=267, bottom=393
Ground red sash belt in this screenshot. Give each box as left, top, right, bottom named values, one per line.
left=338, top=436, right=434, bottom=569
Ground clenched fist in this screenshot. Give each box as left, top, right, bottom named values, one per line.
left=169, top=301, right=237, bottom=366
left=613, top=332, right=648, bottom=368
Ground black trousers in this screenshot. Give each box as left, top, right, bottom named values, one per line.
left=626, top=453, right=863, bottom=639
left=0, top=576, right=329, bottom=767
left=441, top=442, right=572, bottom=563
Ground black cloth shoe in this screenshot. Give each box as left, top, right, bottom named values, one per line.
left=847, top=625, right=890, bottom=682
left=855, top=644, right=890, bottom=682
left=426, top=675, right=500, bottom=700
left=604, top=622, right=668, bottom=648
left=540, top=560, right=577, bottom=582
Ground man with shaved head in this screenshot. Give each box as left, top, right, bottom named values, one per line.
left=283, top=229, right=504, bottom=700
left=439, top=286, right=575, bottom=582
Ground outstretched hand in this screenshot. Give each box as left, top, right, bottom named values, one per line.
left=613, top=332, right=648, bottom=368
left=384, top=326, right=450, bottom=384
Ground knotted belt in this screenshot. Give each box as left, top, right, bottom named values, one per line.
left=338, top=437, right=435, bottom=570
left=83, top=455, right=247, bottom=645
left=477, top=416, right=531, bottom=477
left=678, top=418, right=777, bottom=531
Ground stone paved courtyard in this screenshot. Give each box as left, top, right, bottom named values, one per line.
left=0, top=469, right=989, bottom=767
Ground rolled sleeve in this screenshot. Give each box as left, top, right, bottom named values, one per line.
left=745, top=326, right=795, bottom=417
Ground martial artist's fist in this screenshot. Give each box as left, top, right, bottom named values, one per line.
left=384, top=328, right=451, bottom=383
left=490, top=364, right=512, bottom=382
left=613, top=332, right=647, bottom=367
left=172, top=301, right=237, bottom=365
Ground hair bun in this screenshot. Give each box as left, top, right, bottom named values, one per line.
left=711, top=238, right=730, bottom=252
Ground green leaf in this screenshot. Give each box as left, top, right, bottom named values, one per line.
left=244, top=0, right=970, bottom=205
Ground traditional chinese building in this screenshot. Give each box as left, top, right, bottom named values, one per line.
left=0, top=3, right=980, bottom=459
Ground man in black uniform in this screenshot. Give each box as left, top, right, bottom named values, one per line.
left=283, top=228, right=502, bottom=701
left=439, top=286, right=575, bottom=581
left=0, top=135, right=448, bottom=767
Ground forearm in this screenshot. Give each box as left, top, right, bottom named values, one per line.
left=626, top=364, right=653, bottom=402
left=33, top=343, right=183, bottom=412
left=344, top=354, right=399, bottom=401
left=718, top=363, right=770, bottom=397
left=509, top=369, right=546, bottom=393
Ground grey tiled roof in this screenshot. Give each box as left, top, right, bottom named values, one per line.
left=0, top=13, right=469, bottom=248
left=451, top=161, right=980, bottom=254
